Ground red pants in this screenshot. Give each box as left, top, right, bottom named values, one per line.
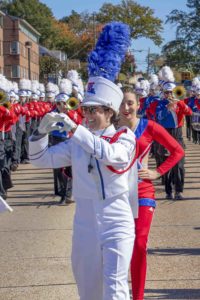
left=130, top=205, right=155, bottom=300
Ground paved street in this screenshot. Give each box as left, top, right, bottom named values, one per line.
left=0, top=134, right=199, bottom=300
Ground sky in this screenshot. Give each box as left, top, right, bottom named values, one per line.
left=41, top=0, right=189, bottom=72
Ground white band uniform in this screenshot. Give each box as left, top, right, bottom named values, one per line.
left=29, top=123, right=138, bottom=300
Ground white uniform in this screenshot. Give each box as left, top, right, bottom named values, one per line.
left=29, top=124, right=138, bottom=300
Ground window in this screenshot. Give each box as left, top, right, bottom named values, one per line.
left=19, top=23, right=39, bottom=43
left=12, top=65, right=20, bottom=78
left=10, top=41, right=20, bottom=55
left=0, top=16, right=3, bottom=27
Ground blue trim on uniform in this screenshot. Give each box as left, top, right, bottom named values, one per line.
left=134, top=118, right=148, bottom=139
left=95, top=159, right=105, bottom=200
left=139, top=198, right=156, bottom=208
left=29, top=147, right=48, bottom=161
left=29, top=145, right=48, bottom=157
left=188, top=97, right=195, bottom=109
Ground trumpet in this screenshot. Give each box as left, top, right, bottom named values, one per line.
left=0, top=90, right=11, bottom=110
left=66, top=97, right=79, bottom=110
left=172, top=86, right=186, bottom=101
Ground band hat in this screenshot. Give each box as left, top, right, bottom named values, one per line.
left=40, top=92, right=45, bottom=98
left=195, top=85, right=200, bottom=94
left=46, top=92, right=55, bottom=98
left=31, top=92, right=39, bottom=100
left=26, top=90, right=32, bottom=97
left=82, top=76, right=123, bottom=112
left=84, top=22, right=130, bottom=113
left=8, top=90, right=16, bottom=97
left=135, top=87, right=147, bottom=97
left=55, top=93, right=69, bottom=102
left=163, top=82, right=176, bottom=91
left=18, top=90, right=27, bottom=97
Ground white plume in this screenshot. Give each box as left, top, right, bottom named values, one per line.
left=140, top=80, right=150, bottom=93
left=59, top=78, right=72, bottom=95
left=192, top=77, right=200, bottom=87
left=39, top=83, right=45, bottom=92
left=161, top=66, right=175, bottom=82
left=67, top=70, right=79, bottom=86
left=19, top=78, right=28, bottom=90
left=149, top=74, right=158, bottom=85
left=12, top=82, right=18, bottom=93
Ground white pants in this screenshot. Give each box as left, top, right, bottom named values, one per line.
left=71, top=196, right=135, bottom=300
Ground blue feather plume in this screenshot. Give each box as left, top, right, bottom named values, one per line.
left=88, top=22, right=131, bottom=82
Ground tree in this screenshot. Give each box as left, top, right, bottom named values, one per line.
left=121, top=52, right=136, bottom=76
left=96, top=0, right=163, bottom=45
left=39, top=55, right=66, bottom=83
left=163, top=0, right=200, bottom=73
left=0, top=0, right=56, bottom=47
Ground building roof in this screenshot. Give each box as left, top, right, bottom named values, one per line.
left=39, top=45, right=67, bottom=61
left=9, top=15, right=41, bottom=36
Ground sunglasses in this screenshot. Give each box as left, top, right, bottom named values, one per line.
left=164, top=91, right=173, bottom=94
left=82, top=106, right=110, bottom=114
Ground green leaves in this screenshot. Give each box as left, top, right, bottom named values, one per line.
left=96, top=0, right=163, bottom=45
left=163, top=0, right=200, bottom=73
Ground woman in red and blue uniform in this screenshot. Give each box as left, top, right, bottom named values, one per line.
left=119, top=86, right=184, bottom=300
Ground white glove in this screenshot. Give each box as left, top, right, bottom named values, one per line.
left=55, top=113, right=77, bottom=132
left=38, top=112, right=63, bottom=134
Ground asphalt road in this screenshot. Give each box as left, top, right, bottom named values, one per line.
left=0, top=134, right=199, bottom=300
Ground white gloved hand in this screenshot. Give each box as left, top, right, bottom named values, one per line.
left=55, top=113, right=77, bottom=132
left=38, top=112, right=63, bottom=134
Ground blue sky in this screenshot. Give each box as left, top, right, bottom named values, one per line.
left=41, top=0, right=189, bottom=72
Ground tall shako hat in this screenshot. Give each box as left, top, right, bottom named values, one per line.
left=67, top=70, right=84, bottom=101
left=39, top=83, right=45, bottom=98
left=83, top=21, right=131, bottom=112
left=31, top=80, right=40, bottom=100
left=149, top=74, right=159, bottom=90
left=19, top=79, right=28, bottom=97
left=191, top=77, right=200, bottom=92
left=46, top=82, right=56, bottom=98
left=55, top=78, right=72, bottom=102
left=135, top=80, right=149, bottom=97
left=161, top=66, right=176, bottom=91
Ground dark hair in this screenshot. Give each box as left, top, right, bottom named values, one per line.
left=121, top=86, right=139, bottom=103
left=121, top=86, right=135, bottom=94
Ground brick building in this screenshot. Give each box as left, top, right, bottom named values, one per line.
left=3, top=14, right=40, bottom=82
left=0, top=11, right=5, bottom=74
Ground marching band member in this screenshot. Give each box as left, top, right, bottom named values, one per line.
left=49, top=78, right=74, bottom=203
left=135, top=80, right=149, bottom=118
left=20, top=79, right=33, bottom=164
left=29, top=22, right=138, bottom=300
left=119, top=86, right=184, bottom=300
left=153, top=75, right=192, bottom=200
left=184, top=86, right=196, bottom=141
left=0, top=77, right=16, bottom=198
left=191, top=85, right=200, bottom=144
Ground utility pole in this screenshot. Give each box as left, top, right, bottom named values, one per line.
left=147, top=47, right=150, bottom=76
left=93, top=13, right=97, bottom=47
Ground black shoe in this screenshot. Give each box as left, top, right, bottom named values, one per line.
left=166, top=193, right=173, bottom=200
left=59, top=195, right=73, bottom=204
left=10, top=163, right=18, bottom=172
left=174, top=192, right=184, bottom=200
left=21, top=159, right=30, bottom=164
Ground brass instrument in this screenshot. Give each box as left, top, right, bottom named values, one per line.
left=172, top=86, right=186, bottom=101
left=66, top=97, right=79, bottom=110
left=0, top=90, right=11, bottom=110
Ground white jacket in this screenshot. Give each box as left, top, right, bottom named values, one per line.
left=29, top=124, right=138, bottom=217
